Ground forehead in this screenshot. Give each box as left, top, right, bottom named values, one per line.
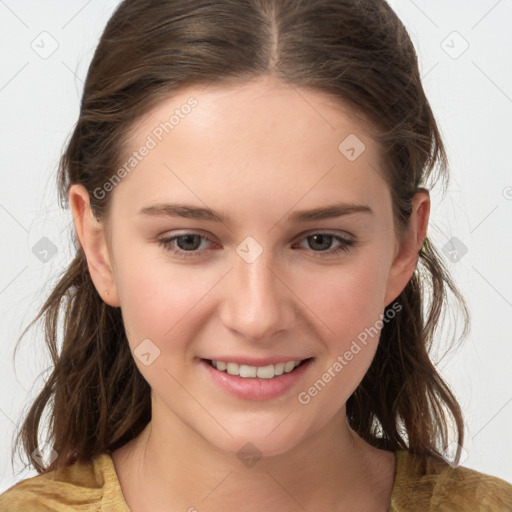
left=130, top=75, right=377, bottom=153
left=112, top=76, right=389, bottom=222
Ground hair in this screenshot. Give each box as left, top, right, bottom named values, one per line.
left=12, top=0, right=470, bottom=476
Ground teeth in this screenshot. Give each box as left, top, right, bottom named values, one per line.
left=284, top=361, right=296, bottom=373
left=273, top=362, right=285, bottom=376
left=226, top=362, right=239, bottom=376
left=211, top=360, right=302, bottom=379
left=240, top=365, right=257, bottom=378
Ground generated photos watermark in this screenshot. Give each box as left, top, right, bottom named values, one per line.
left=297, top=301, right=402, bottom=405
left=93, top=96, right=198, bottom=200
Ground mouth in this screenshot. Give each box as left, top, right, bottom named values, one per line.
left=200, top=357, right=315, bottom=401
left=202, top=357, right=314, bottom=379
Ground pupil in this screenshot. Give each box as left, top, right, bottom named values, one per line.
left=311, top=234, right=331, bottom=250
left=179, top=235, right=200, bottom=250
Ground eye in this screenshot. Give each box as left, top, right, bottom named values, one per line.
left=294, top=232, right=356, bottom=257
left=157, top=231, right=356, bottom=260
left=157, top=233, right=216, bottom=259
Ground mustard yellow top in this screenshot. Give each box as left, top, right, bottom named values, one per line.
left=1, top=449, right=511, bottom=511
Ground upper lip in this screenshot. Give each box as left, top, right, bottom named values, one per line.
left=201, top=356, right=313, bottom=366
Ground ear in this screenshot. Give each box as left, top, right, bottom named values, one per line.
left=68, top=184, right=121, bottom=307
left=383, top=189, right=430, bottom=307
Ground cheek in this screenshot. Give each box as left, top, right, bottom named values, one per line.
left=290, top=255, right=391, bottom=405
left=115, top=260, right=216, bottom=394
left=292, top=252, right=390, bottom=340
left=114, top=248, right=211, bottom=353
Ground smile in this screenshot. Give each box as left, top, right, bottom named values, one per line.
left=201, top=357, right=315, bottom=401
left=209, top=359, right=305, bottom=379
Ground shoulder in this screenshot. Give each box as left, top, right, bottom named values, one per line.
left=391, top=449, right=512, bottom=512
left=0, top=452, right=130, bottom=512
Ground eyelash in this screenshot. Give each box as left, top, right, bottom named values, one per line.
left=157, top=232, right=356, bottom=260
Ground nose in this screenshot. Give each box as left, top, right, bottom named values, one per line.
left=219, top=245, right=296, bottom=343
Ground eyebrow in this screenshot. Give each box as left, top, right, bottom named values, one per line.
left=139, top=201, right=374, bottom=224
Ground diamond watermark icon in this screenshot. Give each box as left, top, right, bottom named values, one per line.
left=30, top=31, right=59, bottom=59
left=338, top=134, right=366, bottom=161
left=442, top=237, right=468, bottom=263
left=134, top=338, right=161, bottom=366
left=32, top=236, right=58, bottom=263
left=236, top=236, right=263, bottom=263
left=441, top=31, right=469, bottom=60
left=439, top=441, right=470, bottom=468
left=237, top=442, right=262, bottom=468
left=32, top=442, right=58, bottom=467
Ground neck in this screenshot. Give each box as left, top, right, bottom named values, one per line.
left=113, top=402, right=395, bottom=512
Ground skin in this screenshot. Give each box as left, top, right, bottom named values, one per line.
left=69, top=75, right=430, bottom=512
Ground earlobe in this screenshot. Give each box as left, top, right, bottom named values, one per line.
left=68, top=184, right=121, bottom=307
left=383, top=190, right=431, bottom=307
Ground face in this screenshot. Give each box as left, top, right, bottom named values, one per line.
left=73, top=75, right=426, bottom=458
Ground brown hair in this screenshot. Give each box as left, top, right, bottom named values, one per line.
left=12, top=0, right=470, bottom=476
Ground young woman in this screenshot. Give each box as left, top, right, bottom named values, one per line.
left=1, top=1, right=511, bottom=511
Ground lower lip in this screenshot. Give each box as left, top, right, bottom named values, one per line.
left=200, top=358, right=314, bottom=401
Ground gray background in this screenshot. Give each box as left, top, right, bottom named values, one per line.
left=1, top=0, right=511, bottom=491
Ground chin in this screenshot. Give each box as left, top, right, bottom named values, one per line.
left=212, top=434, right=302, bottom=462
left=197, top=415, right=312, bottom=462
